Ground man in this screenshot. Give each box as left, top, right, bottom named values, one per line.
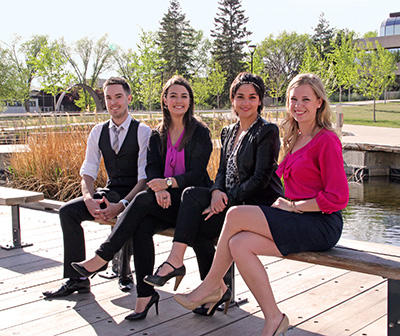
left=43, top=77, right=151, bottom=298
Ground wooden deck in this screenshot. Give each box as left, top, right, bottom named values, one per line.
left=0, top=205, right=387, bottom=336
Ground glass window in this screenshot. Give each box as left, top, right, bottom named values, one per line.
left=386, top=25, right=394, bottom=36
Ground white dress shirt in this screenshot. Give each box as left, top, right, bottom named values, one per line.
left=80, top=114, right=151, bottom=181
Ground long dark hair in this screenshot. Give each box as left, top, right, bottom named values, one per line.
left=159, top=75, right=197, bottom=153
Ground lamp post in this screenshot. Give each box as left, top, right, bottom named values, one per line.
left=248, top=44, right=256, bottom=73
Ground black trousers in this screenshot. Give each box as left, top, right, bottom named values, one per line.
left=174, top=187, right=228, bottom=280
left=60, top=187, right=129, bottom=278
left=96, top=189, right=182, bottom=297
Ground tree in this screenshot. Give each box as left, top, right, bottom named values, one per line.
left=328, top=32, right=359, bottom=102
left=6, top=35, right=48, bottom=111
left=191, top=31, right=212, bottom=77
left=60, top=35, right=115, bottom=111
left=312, top=13, right=335, bottom=58
left=137, top=31, right=165, bottom=110
left=257, top=32, right=310, bottom=104
left=357, top=41, right=397, bottom=121
left=157, top=0, right=197, bottom=78
left=300, top=44, right=337, bottom=98
left=192, top=77, right=210, bottom=108
left=211, top=0, right=251, bottom=91
left=32, top=40, right=73, bottom=111
left=0, top=46, right=14, bottom=106
left=207, top=62, right=227, bottom=108
left=114, top=48, right=141, bottom=108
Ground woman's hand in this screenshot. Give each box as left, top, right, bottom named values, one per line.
left=155, top=190, right=171, bottom=209
left=211, top=190, right=228, bottom=212
left=272, top=197, right=302, bottom=213
left=147, top=178, right=168, bottom=192
left=271, top=197, right=293, bottom=212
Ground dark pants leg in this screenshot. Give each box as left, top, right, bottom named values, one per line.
left=173, top=186, right=227, bottom=280
left=131, top=191, right=182, bottom=297
left=59, top=196, right=94, bottom=278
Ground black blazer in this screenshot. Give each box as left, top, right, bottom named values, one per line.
left=146, top=121, right=213, bottom=189
left=211, top=117, right=283, bottom=206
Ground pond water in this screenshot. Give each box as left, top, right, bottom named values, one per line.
left=342, top=177, right=400, bottom=246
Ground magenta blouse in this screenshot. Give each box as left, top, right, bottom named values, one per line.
left=164, top=129, right=186, bottom=178
left=276, top=129, right=349, bottom=214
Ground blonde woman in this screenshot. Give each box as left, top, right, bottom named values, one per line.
left=174, top=73, right=349, bottom=336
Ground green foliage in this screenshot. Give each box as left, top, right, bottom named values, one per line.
left=31, top=39, right=73, bottom=110
left=258, top=32, right=310, bottom=103
left=328, top=32, right=359, bottom=101
left=356, top=41, right=397, bottom=121
left=207, top=62, right=227, bottom=108
left=0, top=46, right=14, bottom=103
left=211, top=0, right=251, bottom=89
left=75, top=88, right=96, bottom=112
left=6, top=35, right=48, bottom=111
left=192, top=77, right=210, bottom=108
left=363, top=31, right=378, bottom=38
left=300, top=44, right=337, bottom=98
left=157, top=0, right=197, bottom=78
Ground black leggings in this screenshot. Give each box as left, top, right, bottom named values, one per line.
left=96, top=189, right=181, bottom=296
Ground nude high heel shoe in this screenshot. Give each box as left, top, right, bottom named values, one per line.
left=273, top=314, right=289, bottom=336
left=174, top=288, right=223, bottom=314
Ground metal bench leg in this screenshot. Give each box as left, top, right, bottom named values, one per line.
left=388, top=279, right=400, bottom=335
left=221, top=263, right=248, bottom=309
left=1, top=205, right=33, bottom=250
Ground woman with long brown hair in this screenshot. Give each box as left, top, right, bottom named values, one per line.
left=174, top=73, right=349, bottom=336
left=71, top=75, right=213, bottom=321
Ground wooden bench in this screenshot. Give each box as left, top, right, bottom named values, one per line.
left=20, top=198, right=400, bottom=334
left=0, top=186, right=44, bottom=250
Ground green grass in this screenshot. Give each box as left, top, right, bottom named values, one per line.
left=340, top=102, right=400, bottom=128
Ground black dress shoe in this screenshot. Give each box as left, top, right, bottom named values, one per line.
left=71, top=262, right=108, bottom=278
left=143, top=261, right=186, bottom=291
left=192, top=288, right=232, bottom=316
left=119, top=276, right=134, bottom=292
left=125, top=291, right=160, bottom=321
left=42, top=278, right=90, bottom=298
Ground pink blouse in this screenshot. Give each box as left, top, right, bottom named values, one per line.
left=276, top=129, right=349, bottom=214
left=164, top=129, right=186, bottom=178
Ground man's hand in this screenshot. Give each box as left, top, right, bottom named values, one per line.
left=155, top=190, right=171, bottom=209
left=95, top=197, right=124, bottom=221
left=84, top=197, right=102, bottom=219
left=147, top=178, right=168, bottom=192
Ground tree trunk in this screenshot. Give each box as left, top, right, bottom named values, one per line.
left=348, top=87, right=351, bottom=102
left=339, top=86, right=342, bottom=103
left=373, top=99, right=376, bottom=122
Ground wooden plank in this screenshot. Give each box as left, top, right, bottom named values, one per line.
left=286, top=245, right=400, bottom=280
left=351, top=315, right=387, bottom=336
left=0, top=187, right=44, bottom=205
left=287, top=283, right=386, bottom=335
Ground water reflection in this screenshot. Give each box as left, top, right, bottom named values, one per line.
left=342, top=177, right=400, bottom=246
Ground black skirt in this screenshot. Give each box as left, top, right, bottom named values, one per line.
left=259, top=206, right=343, bottom=256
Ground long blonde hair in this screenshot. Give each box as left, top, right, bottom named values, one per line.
left=281, top=73, right=333, bottom=157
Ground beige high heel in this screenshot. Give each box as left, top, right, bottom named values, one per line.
left=273, top=314, right=289, bottom=336
left=174, top=288, right=223, bottom=314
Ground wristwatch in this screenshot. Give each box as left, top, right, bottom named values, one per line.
left=119, top=199, right=129, bottom=209
left=165, top=177, right=173, bottom=188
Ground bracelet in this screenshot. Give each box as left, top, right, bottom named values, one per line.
left=291, top=200, right=303, bottom=213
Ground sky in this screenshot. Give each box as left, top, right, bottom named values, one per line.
left=0, top=0, right=399, bottom=52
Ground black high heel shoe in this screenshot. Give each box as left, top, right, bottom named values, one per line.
left=125, top=292, right=160, bottom=321
left=71, top=262, right=108, bottom=278
left=192, top=288, right=232, bottom=316
left=143, top=261, right=186, bottom=291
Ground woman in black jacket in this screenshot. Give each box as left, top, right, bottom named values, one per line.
left=144, top=72, right=283, bottom=316
left=71, top=75, right=212, bottom=321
